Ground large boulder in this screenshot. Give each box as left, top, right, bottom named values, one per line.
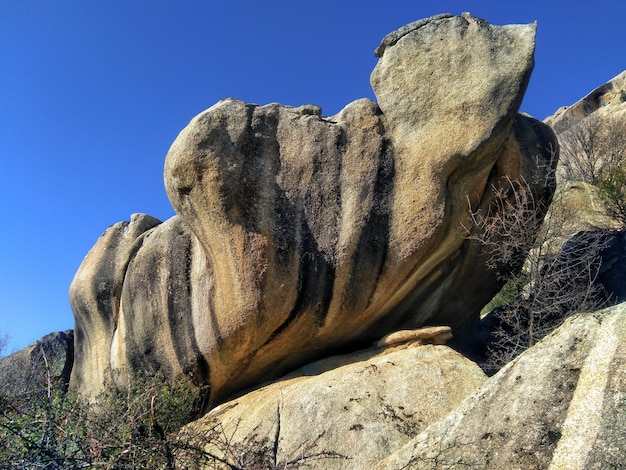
left=178, top=342, right=487, bottom=469
left=70, top=14, right=557, bottom=406
left=376, top=305, right=626, bottom=469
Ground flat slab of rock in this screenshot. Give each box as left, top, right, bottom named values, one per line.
left=179, top=343, right=487, bottom=469
left=375, top=326, right=453, bottom=348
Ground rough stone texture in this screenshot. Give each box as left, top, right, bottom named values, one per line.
left=596, top=230, right=626, bottom=302
left=544, top=71, right=626, bottom=187
left=70, top=14, right=557, bottom=406
left=179, top=343, right=487, bottom=469
left=376, top=305, right=626, bottom=469
left=545, top=70, right=626, bottom=134
left=111, top=215, right=213, bottom=386
left=70, top=213, right=161, bottom=397
left=0, top=330, right=74, bottom=398
left=375, top=326, right=453, bottom=347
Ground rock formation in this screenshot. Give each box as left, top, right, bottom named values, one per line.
left=545, top=70, right=626, bottom=134
left=0, top=330, right=74, bottom=397
left=539, top=69, right=626, bottom=303
left=69, top=13, right=557, bottom=406
left=179, top=342, right=487, bottom=469
left=375, top=326, right=453, bottom=348
left=376, top=304, right=626, bottom=469
left=545, top=69, right=626, bottom=186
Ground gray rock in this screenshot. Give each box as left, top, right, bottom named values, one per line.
left=179, top=343, right=487, bottom=469
left=110, top=215, right=212, bottom=387
left=597, top=230, right=626, bottom=301
left=376, top=305, right=626, bottom=469
left=0, top=330, right=74, bottom=397
left=373, top=13, right=453, bottom=57
left=545, top=70, right=626, bottom=134
left=70, top=213, right=161, bottom=397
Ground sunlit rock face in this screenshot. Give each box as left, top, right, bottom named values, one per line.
left=376, top=306, right=626, bottom=470
left=70, top=13, right=557, bottom=407
left=179, top=343, right=488, bottom=469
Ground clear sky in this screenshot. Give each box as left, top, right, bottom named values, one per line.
left=1, top=1, right=624, bottom=353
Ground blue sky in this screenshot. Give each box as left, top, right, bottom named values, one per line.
left=1, top=1, right=624, bottom=353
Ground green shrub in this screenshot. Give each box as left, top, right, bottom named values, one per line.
left=0, top=368, right=340, bottom=469
left=0, top=372, right=207, bottom=469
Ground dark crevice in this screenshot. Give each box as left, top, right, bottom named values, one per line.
left=273, top=399, right=281, bottom=465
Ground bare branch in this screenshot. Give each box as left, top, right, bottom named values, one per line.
left=465, top=155, right=611, bottom=372
left=559, top=114, right=626, bottom=185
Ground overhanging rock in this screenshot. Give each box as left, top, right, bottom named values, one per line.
left=70, top=13, right=557, bottom=408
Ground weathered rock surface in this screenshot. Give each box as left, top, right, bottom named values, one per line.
left=0, top=330, right=74, bottom=397
left=179, top=343, right=487, bottom=469
left=545, top=70, right=626, bottom=134
left=375, top=326, right=453, bottom=348
left=545, top=70, right=626, bottom=186
left=376, top=305, right=626, bottom=469
left=596, top=230, right=626, bottom=302
left=70, top=213, right=161, bottom=397
left=70, top=14, right=557, bottom=406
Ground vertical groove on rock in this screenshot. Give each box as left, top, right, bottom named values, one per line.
left=339, top=136, right=394, bottom=317
left=273, top=393, right=282, bottom=466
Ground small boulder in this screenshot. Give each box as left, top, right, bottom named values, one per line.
left=375, top=326, right=453, bottom=348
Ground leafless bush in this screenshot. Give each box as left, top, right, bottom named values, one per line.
left=0, top=357, right=344, bottom=470
left=0, top=331, right=8, bottom=358
left=597, top=158, right=626, bottom=229
left=397, top=423, right=485, bottom=470
left=559, top=114, right=626, bottom=184
left=178, top=425, right=346, bottom=469
left=466, top=168, right=610, bottom=372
